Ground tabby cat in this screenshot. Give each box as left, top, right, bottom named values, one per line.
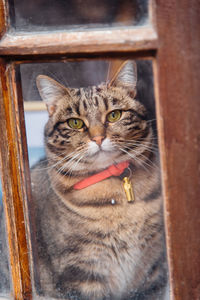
left=31, top=61, right=168, bottom=300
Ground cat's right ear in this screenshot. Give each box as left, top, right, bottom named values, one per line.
left=108, top=61, right=137, bottom=98
left=36, top=75, right=69, bottom=116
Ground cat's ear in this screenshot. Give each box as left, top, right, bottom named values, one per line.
left=109, top=61, right=137, bottom=97
left=36, top=75, right=70, bottom=116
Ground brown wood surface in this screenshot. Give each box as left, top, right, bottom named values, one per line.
left=154, top=1, right=200, bottom=299
left=0, top=0, right=8, bottom=38
left=0, top=26, right=157, bottom=55
left=0, top=59, right=32, bottom=300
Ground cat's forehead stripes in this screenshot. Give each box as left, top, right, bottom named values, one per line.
left=66, top=106, right=73, bottom=114
left=82, top=99, right=88, bottom=110
left=62, top=86, right=109, bottom=118
left=79, top=85, right=117, bottom=110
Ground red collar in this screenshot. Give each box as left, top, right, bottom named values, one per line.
left=73, top=161, right=129, bottom=190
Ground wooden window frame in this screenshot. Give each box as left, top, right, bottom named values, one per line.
left=0, top=0, right=200, bottom=299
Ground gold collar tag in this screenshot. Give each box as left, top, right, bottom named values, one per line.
left=123, top=177, right=135, bottom=203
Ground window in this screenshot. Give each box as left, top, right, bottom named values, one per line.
left=0, top=0, right=200, bottom=299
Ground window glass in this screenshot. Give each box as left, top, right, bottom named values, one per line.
left=0, top=177, right=11, bottom=297
left=10, top=0, right=149, bottom=32
left=21, top=60, right=169, bottom=299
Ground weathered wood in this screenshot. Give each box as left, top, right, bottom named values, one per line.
left=0, top=0, right=8, bottom=38
left=0, top=26, right=157, bottom=55
left=0, top=59, right=32, bottom=300
left=154, top=1, right=200, bottom=299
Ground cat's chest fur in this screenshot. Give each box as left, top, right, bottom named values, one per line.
left=32, top=162, right=164, bottom=299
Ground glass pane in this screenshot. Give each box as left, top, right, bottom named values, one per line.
left=10, top=0, right=149, bottom=32
left=0, top=177, right=11, bottom=296
left=20, top=60, right=169, bottom=299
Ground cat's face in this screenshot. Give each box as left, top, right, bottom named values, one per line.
left=37, top=61, right=153, bottom=175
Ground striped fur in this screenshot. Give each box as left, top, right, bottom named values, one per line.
left=31, top=61, right=168, bottom=299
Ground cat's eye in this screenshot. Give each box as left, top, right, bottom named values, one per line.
left=107, top=110, right=122, bottom=123
left=67, top=118, right=84, bottom=129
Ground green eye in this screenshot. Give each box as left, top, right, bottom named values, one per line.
left=67, top=118, right=84, bottom=129
left=107, top=110, right=122, bottom=123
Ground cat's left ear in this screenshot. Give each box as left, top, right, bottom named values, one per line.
left=109, top=61, right=137, bottom=98
left=36, top=75, right=70, bottom=116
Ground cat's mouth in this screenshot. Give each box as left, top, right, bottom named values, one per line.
left=87, top=138, right=116, bottom=157
left=88, top=148, right=116, bottom=158
left=85, top=139, right=130, bottom=169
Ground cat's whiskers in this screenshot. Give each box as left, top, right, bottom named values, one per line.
left=30, top=156, right=68, bottom=172
left=48, top=151, right=86, bottom=185
left=67, top=152, right=86, bottom=177
left=114, top=134, right=158, bottom=155
left=55, top=148, right=86, bottom=175
left=124, top=145, right=158, bottom=154
left=32, top=147, right=86, bottom=184
left=34, top=151, right=76, bottom=172
left=58, top=153, right=83, bottom=173
left=124, top=137, right=158, bottom=144
left=117, top=138, right=158, bottom=150
left=47, top=150, right=74, bottom=163
left=122, top=142, right=158, bottom=155
left=34, top=147, right=85, bottom=172
left=29, top=150, right=71, bottom=167
left=122, top=144, right=158, bottom=169
left=117, top=146, right=156, bottom=173
left=116, top=145, right=145, bottom=170
left=122, top=137, right=158, bottom=150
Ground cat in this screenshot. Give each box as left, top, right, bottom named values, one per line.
left=30, top=60, right=168, bottom=300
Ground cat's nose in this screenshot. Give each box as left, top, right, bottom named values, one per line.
left=92, top=136, right=105, bottom=146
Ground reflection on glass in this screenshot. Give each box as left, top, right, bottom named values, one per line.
left=10, top=0, right=149, bottom=32
left=21, top=60, right=168, bottom=299
left=0, top=178, right=11, bottom=296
